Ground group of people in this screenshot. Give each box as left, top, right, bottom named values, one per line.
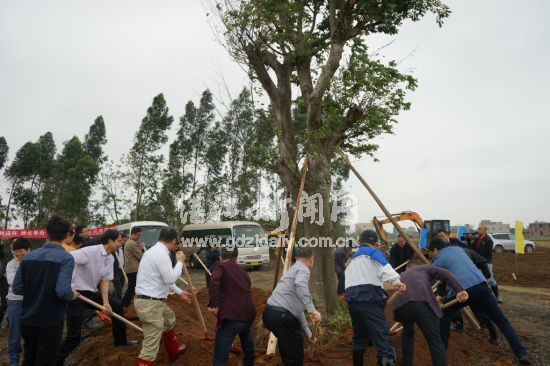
left=0, top=216, right=532, bottom=366
left=333, top=227, right=530, bottom=366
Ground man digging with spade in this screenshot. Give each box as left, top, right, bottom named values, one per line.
left=134, top=226, right=193, bottom=366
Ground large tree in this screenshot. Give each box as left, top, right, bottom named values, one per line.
left=127, top=93, right=174, bottom=220
left=212, top=0, right=449, bottom=314
left=224, top=88, right=265, bottom=217
left=159, top=100, right=197, bottom=227
left=189, top=90, right=216, bottom=196
left=53, top=136, right=100, bottom=223
left=3, top=133, right=56, bottom=228
left=84, top=116, right=108, bottom=166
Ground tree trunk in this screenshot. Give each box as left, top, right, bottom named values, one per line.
left=4, top=180, right=16, bottom=229
left=303, top=151, right=338, bottom=316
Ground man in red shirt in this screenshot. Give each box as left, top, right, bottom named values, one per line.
left=208, top=247, right=256, bottom=366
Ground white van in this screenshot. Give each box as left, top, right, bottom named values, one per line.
left=181, top=221, right=270, bottom=269
left=116, top=221, right=168, bottom=249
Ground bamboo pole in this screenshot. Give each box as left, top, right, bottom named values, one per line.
left=394, top=260, right=410, bottom=272
left=440, top=298, right=459, bottom=310
left=390, top=322, right=401, bottom=332
left=339, top=150, right=481, bottom=331
left=194, top=253, right=212, bottom=276
left=461, top=307, right=481, bottom=330
left=178, top=277, right=189, bottom=286
left=77, top=294, right=143, bottom=332
left=337, top=149, right=429, bottom=264
left=267, top=158, right=308, bottom=355
left=181, top=258, right=211, bottom=339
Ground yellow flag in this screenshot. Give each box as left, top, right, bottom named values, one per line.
left=515, top=221, right=525, bottom=254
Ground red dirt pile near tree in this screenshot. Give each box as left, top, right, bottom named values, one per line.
left=72, top=287, right=514, bottom=366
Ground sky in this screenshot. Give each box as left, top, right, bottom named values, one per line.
left=1, top=0, right=549, bottom=228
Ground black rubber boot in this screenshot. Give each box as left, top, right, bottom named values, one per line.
left=376, top=356, right=395, bottom=366
left=353, top=350, right=365, bottom=366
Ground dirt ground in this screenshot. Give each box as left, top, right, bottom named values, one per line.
left=1, top=244, right=548, bottom=365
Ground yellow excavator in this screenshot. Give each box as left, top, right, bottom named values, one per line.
left=372, top=211, right=452, bottom=245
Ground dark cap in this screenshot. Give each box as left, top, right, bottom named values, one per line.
left=428, top=238, right=447, bottom=251
left=359, top=230, right=378, bottom=245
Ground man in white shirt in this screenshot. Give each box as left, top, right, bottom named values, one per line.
left=57, top=230, right=138, bottom=366
left=135, top=227, right=192, bottom=366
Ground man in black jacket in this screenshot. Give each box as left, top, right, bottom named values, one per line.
left=388, top=235, right=415, bottom=274
left=468, top=225, right=501, bottom=302
left=334, top=239, right=353, bottom=296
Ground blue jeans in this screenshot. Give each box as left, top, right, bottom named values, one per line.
left=213, top=320, right=254, bottom=366
left=7, top=299, right=23, bottom=366
left=347, top=301, right=395, bottom=359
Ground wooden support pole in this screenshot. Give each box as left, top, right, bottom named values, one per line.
left=181, top=259, right=210, bottom=339
left=440, top=298, right=459, bottom=310
left=461, top=307, right=481, bottom=331
left=337, top=149, right=429, bottom=264
left=267, top=158, right=308, bottom=355
left=178, top=277, right=189, bottom=286
left=390, top=322, right=401, bottom=332
left=194, top=253, right=212, bottom=276
left=77, top=294, right=143, bottom=332
left=394, top=260, right=410, bottom=272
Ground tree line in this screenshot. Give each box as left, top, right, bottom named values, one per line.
left=0, top=88, right=284, bottom=231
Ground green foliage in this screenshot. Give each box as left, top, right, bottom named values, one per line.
left=0, top=137, right=8, bottom=171
left=84, top=115, right=108, bottom=165
left=203, top=121, right=229, bottom=219
left=97, top=160, right=131, bottom=224
left=53, top=136, right=100, bottom=223
left=13, top=186, right=37, bottom=227
left=225, top=88, right=264, bottom=216
left=127, top=93, right=174, bottom=220
left=4, top=132, right=57, bottom=227
left=190, top=90, right=216, bottom=195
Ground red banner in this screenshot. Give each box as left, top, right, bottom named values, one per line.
left=0, top=225, right=115, bottom=239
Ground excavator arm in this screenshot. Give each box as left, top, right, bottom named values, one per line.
left=372, top=211, right=426, bottom=244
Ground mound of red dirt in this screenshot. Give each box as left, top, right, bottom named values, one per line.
left=73, top=287, right=512, bottom=366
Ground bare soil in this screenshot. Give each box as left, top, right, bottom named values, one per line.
left=1, top=245, right=549, bottom=365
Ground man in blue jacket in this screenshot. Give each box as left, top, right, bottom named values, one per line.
left=13, top=215, right=77, bottom=366
left=428, top=239, right=531, bottom=365
left=345, top=230, right=406, bottom=366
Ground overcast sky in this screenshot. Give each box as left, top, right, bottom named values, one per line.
left=1, top=0, right=549, bottom=228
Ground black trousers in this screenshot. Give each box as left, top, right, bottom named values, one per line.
left=440, top=283, right=527, bottom=358
left=122, top=272, right=137, bottom=308
left=0, top=275, right=8, bottom=322
left=347, top=301, right=395, bottom=358
left=112, top=270, right=125, bottom=301
left=395, top=301, right=447, bottom=366
left=21, top=322, right=64, bottom=366
left=262, top=305, right=304, bottom=366
left=336, top=271, right=345, bottom=295
left=57, top=291, right=127, bottom=365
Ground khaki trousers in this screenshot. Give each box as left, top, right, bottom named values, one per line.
left=135, top=298, right=176, bottom=361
